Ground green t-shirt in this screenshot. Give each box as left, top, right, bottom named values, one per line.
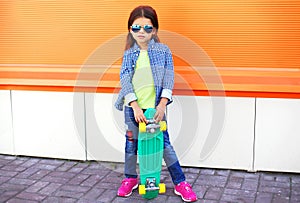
left=132, top=50, right=156, bottom=109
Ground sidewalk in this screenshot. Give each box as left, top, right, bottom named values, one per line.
left=0, top=154, right=299, bottom=203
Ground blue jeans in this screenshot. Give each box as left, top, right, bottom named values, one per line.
left=123, top=106, right=186, bottom=185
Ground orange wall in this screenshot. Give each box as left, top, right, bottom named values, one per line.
left=0, top=0, right=300, bottom=68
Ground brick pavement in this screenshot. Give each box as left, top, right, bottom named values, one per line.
left=0, top=154, right=299, bottom=203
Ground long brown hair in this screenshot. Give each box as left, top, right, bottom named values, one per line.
left=125, top=5, right=160, bottom=50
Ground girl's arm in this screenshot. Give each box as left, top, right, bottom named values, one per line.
left=155, top=48, right=175, bottom=122
left=161, top=48, right=174, bottom=102
left=120, top=52, right=138, bottom=106
left=130, top=101, right=147, bottom=123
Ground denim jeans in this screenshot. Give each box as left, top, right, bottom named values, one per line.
left=123, top=106, right=186, bottom=185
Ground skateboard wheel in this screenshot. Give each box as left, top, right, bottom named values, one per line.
left=159, top=183, right=166, bottom=193
left=139, top=184, right=146, bottom=195
left=139, top=122, right=147, bottom=132
left=159, top=121, right=167, bottom=131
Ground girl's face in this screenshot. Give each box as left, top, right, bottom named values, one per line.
left=130, top=17, right=156, bottom=50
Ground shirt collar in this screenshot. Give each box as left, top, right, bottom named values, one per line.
left=132, top=39, right=156, bottom=52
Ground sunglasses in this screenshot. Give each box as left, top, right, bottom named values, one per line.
left=131, top=24, right=153, bottom=33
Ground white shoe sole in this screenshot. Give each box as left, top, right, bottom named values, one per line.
left=174, top=189, right=194, bottom=202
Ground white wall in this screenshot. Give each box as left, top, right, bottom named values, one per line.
left=1, top=90, right=300, bottom=172
left=85, top=93, right=124, bottom=162
left=168, top=96, right=255, bottom=171
left=11, top=91, right=86, bottom=160
left=85, top=94, right=255, bottom=171
left=255, top=98, right=300, bottom=173
left=0, top=90, right=14, bottom=155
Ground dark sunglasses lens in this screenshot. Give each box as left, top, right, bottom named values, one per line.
left=144, top=25, right=153, bottom=33
left=131, top=25, right=141, bottom=33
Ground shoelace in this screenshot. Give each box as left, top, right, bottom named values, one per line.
left=178, top=182, right=192, bottom=193
left=122, top=180, right=130, bottom=186
left=184, top=185, right=192, bottom=192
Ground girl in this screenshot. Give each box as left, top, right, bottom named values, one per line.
left=115, top=5, right=197, bottom=202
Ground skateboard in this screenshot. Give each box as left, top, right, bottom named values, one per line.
left=138, top=108, right=167, bottom=199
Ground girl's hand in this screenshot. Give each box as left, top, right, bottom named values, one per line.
left=154, top=104, right=166, bottom=123
left=154, top=97, right=168, bottom=122
left=130, top=101, right=147, bottom=123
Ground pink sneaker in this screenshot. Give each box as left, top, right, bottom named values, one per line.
left=174, top=181, right=197, bottom=202
left=117, top=178, right=138, bottom=197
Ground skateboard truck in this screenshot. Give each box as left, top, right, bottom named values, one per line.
left=145, top=178, right=159, bottom=191
left=139, top=178, right=166, bottom=195
left=139, top=119, right=167, bottom=134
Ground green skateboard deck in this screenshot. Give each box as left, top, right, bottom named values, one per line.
left=138, top=108, right=166, bottom=199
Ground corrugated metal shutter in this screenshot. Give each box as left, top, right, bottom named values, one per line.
left=0, top=0, right=299, bottom=68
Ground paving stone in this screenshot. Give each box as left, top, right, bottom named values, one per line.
left=224, top=188, right=256, bottom=198
left=0, top=183, right=27, bottom=192
left=204, top=187, right=223, bottom=200
left=291, top=194, right=300, bottom=202
left=8, top=177, right=36, bottom=187
left=0, top=176, right=10, bottom=184
left=113, top=196, right=147, bottom=203
left=231, top=171, right=260, bottom=180
left=0, top=154, right=299, bottom=203
left=197, top=200, right=219, bottom=203
left=260, top=180, right=290, bottom=188
left=81, top=167, right=110, bottom=176
left=16, top=191, right=47, bottom=201
left=2, top=155, right=17, bottom=160
left=42, top=196, right=77, bottom=203
left=255, top=192, right=273, bottom=203
left=68, top=165, right=88, bottom=173
left=95, top=181, right=120, bottom=190
left=200, top=169, right=215, bottom=175
left=197, top=174, right=227, bottom=187
left=80, top=187, right=105, bottom=201
left=275, top=175, right=291, bottom=183
left=80, top=174, right=104, bottom=187
left=20, top=158, right=40, bottom=168
left=6, top=198, right=38, bottom=203
left=68, top=173, right=90, bottom=185
left=97, top=189, right=117, bottom=202
left=48, top=171, right=77, bottom=179
left=215, top=169, right=230, bottom=177
left=38, top=183, right=62, bottom=195
left=272, top=194, right=290, bottom=203
left=191, top=184, right=208, bottom=199
left=39, top=159, right=65, bottom=166
left=0, top=170, right=19, bottom=177
left=165, top=195, right=184, bottom=203
left=182, top=167, right=201, bottom=174
left=54, top=189, right=85, bottom=199
left=242, top=179, right=259, bottom=191
left=292, top=183, right=300, bottom=195
left=55, top=161, right=78, bottom=172
left=292, top=176, right=300, bottom=184
left=34, top=163, right=58, bottom=171
left=2, top=165, right=27, bottom=173
left=25, top=181, right=49, bottom=193
left=258, top=185, right=291, bottom=196
left=226, top=177, right=243, bottom=189
left=15, top=167, right=40, bottom=179
left=60, top=184, right=91, bottom=193
left=221, top=194, right=255, bottom=203
left=29, top=169, right=51, bottom=180
left=41, top=174, right=70, bottom=184
left=0, top=190, right=20, bottom=202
